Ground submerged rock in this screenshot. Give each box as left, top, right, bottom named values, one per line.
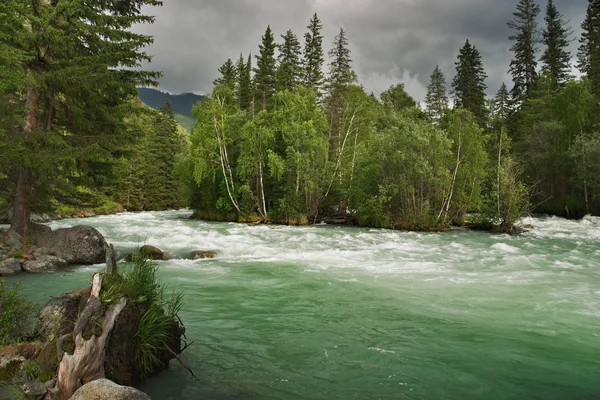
left=35, top=225, right=106, bottom=264
left=192, top=250, right=216, bottom=259
left=69, top=378, right=151, bottom=400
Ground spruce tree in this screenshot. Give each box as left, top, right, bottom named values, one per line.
left=508, top=0, right=541, bottom=101
left=425, top=65, right=449, bottom=122
left=490, top=83, right=513, bottom=128
left=235, top=54, right=253, bottom=110
left=541, top=0, right=572, bottom=89
left=213, top=58, right=237, bottom=90
left=326, top=28, right=357, bottom=96
left=451, top=40, right=488, bottom=127
left=577, top=0, right=600, bottom=95
left=276, top=30, right=303, bottom=92
left=303, top=14, right=325, bottom=96
left=4, top=0, right=161, bottom=236
left=254, top=25, right=277, bottom=110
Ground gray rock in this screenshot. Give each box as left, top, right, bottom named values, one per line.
left=70, top=378, right=151, bottom=400
left=36, top=305, right=66, bottom=341
left=0, top=258, right=22, bottom=275
left=22, top=255, right=67, bottom=273
left=31, top=213, right=52, bottom=223
left=35, top=226, right=106, bottom=265
left=4, top=230, right=23, bottom=247
left=22, top=379, right=47, bottom=397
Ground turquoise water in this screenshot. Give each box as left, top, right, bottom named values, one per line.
left=6, top=211, right=600, bottom=399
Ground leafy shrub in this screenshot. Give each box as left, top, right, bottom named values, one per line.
left=0, top=280, right=36, bottom=345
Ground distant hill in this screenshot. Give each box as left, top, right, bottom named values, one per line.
left=174, top=113, right=195, bottom=132
left=137, top=88, right=204, bottom=119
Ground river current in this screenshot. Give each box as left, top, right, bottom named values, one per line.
left=5, top=211, right=600, bottom=399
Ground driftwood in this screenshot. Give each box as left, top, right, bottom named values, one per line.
left=105, top=243, right=117, bottom=274
left=47, top=273, right=127, bottom=400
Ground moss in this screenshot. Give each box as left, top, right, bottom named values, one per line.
left=36, top=340, right=58, bottom=383
left=0, top=360, right=22, bottom=382
left=62, top=336, right=75, bottom=356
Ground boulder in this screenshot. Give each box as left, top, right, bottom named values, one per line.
left=69, top=378, right=151, bottom=400
left=192, top=250, right=216, bottom=260
left=22, top=256, right=67, bottom=273
left=0, top=258, right=22, bottom=275
left=126, top=245, right=169, bottom=262
left=4, top=230, right=23, bottom=248
left=21, top=379, right=47, bottom=397
left=35, top=226, right=106, bottom=265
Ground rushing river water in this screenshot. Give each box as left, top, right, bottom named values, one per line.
left=5, top=211, right=600, bottom=399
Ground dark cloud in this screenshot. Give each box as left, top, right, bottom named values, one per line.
left=134, top=0, right=587, bottom=102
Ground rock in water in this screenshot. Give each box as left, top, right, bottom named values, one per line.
left=22, top=255, right=67, bottom=273
left=69, top=378, right=151, bottom=400
left=0, top=258, right=22, bottom=275
left=35, top=226, right=106, bottom=264
left=192, top=250, right=216, bottom=259
left=125, top=245, right=169, bottom=262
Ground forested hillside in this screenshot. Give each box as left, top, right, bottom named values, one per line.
left=185, top=0, right=600, bottom=232
left=137, top=88, right=204, bottom=119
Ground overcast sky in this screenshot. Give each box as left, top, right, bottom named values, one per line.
left=134, top=0, right=587, bottom=102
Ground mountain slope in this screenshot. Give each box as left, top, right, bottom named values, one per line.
left=137, top=88, right=204, bottom=119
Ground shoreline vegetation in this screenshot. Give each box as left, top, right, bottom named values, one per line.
left=2, top=2, right=600, bottom=239
left=0, top=253, right=187, bottom=399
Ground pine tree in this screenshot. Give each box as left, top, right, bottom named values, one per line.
left=508, top=0, right=541, bottom=101
left=451, top=40, right=488, bottom=127
left=326, top=28, right=357, bottom=96
left=541, top=0, right=572, bottom=89
left=303, top=14, right=325, bottom=96
left=254, top=25, right=277, bottom=110
left=276, top=30, right=302, bottom=92
left=5, top=0, right=161, bottom=236
left=235, top=53, right=253, bottom=110
left=577, top=0, right=600, bottom=96
left=213, top=58, right=237, bottom=90
left=489, top=83, right=513, bottom=128
left=425, top=65, right=449, bottom=122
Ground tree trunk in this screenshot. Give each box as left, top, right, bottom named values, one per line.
left=50, top=273, right=128, bottom=400
left=11, top=84, right=41, bottom=237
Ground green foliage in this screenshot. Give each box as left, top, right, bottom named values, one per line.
left=541, top=0, right=573, bottom=89
left=508, top=0, right=541, bottom=101
left=381, top=83, right=418, bottom=112
left=425, top=65, right=449, bottom=123
left=303, top=14, right=325, bottom=96
left=135, top=303, right=171, bottom=377
left=101, top=258, right=184, bottom=377
left=0, top=280, right=36, bottom=345
left=451, top=40, right=488, bottom=127
left=277, top=30, right=303, bottom=92
left=213, top=58, right=237, bottom=90
left=254, top=26, right=278, bottom=110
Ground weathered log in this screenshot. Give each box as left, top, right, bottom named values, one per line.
left=105, top=243, right=117, bottom=274
left=49, top=273, right=128, bottom=400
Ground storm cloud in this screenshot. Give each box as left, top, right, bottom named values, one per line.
left=134, top=0, right=587, bottom=102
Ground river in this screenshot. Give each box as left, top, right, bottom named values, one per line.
left=5, top=211, right=600, bottom=399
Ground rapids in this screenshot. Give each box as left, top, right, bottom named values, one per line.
left=5, top=211, right=600, bottom=399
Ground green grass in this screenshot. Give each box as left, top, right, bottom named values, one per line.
left=101, top=258, right=184, bottom=377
